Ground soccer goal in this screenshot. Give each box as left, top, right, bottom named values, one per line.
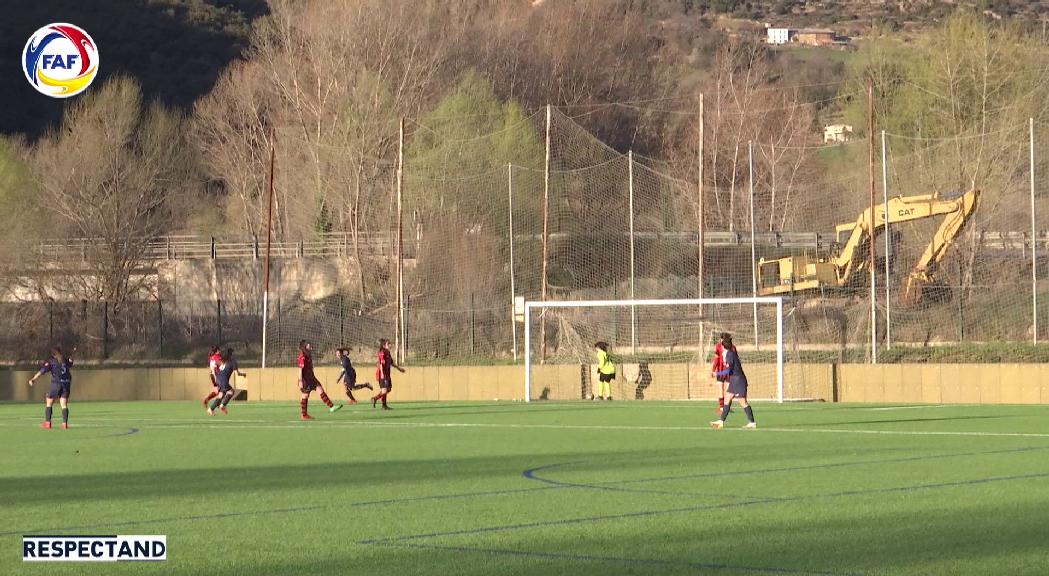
left=522, top=297, right=785, bottom=403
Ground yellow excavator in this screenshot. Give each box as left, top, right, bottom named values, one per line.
left=757, top=188, right=980, bottom=305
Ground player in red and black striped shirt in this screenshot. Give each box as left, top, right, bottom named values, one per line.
left=711, top=339, right=729, bottom=414
left=202, top=346, right=222, bottom=407
left=371, top=338, right=404, bottom=410
left=297, top=340, right=342, bottom=420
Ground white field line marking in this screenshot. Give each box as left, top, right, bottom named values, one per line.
left=5, top=418, right=1049, bottom=439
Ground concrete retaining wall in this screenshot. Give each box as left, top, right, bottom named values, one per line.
left=2, top=363, right=1047, bottom=404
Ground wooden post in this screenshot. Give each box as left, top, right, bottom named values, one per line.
left=262, top=132, right=276, bottom=368
left=540, top=105, right=551, bottom=363
left=867, top=78, right=878, bottom=364
left=157, top=299, right=163, bottom=357
left=396, top=117, right=405, bottom=363
left=102, top=301, right=109, bottom=359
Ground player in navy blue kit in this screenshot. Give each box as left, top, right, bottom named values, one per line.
left=710, top=333, right=757, bottom=429
left=28, top=346, right=76, bottom=429
left=207, top=348, right=246, bottom=416
left=335, top=348, right=373, bottom=404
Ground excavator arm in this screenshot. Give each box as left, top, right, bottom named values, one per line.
left=756, top=189, right=980, bottom=303
left=831, top=189, right=980, bottom=293
left=900, top=189, right=980, bottom=304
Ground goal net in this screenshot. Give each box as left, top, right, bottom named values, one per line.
left=523, top=297, right=789, bottom=402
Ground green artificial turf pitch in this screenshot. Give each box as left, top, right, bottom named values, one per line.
left=2, top=400, right=1049, bottom=575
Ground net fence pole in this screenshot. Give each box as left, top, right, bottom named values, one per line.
left=1031, top=117, right=1038, bottom=345
left=776, top=297, right=784, bottom=403
left=881, top=130, right=891, bottom=349
left=508, top=163, right=518, bottom=361
left=748, top=141, right=758, bottom=348
left=628, top=150, right=637, bottom=355
left=697, top=93, right=705, bottom=312
left=524, top=302, right=532, bottom=402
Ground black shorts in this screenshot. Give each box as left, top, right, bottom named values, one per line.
left=299, top=378, right=320, bottom=393
left=218, top=381, right=234, bottom=395
left=378, top=378, right=392, bottom=390
left=727, top=380, right=748, bottom=397
left=598, top=372, right=615, bottom=383
left=343, top=369, right=357, bottom=388
left=47, top=382, right=71, bottom=399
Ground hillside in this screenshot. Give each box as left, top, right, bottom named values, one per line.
left=0, top=0, right=266, bottom=138
left=689, top=0, right=1049, bottom=36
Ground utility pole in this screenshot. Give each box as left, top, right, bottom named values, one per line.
left=868, top=78, right=878, bottom=364
left=698, top=93, right=705, bottom=312
left=261, top=130, right=276, bottom=369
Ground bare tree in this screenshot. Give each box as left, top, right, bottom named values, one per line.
left=666, top=40, right=818, bottom=236
left=195, top=0, right=452, bottom=309
left=26, top=76, right=196, bottom=308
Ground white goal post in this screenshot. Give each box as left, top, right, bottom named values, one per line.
left=523, top=297, right=784, bottom=403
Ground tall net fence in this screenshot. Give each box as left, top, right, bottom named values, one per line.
left=8, top=110, right=1049, bottom=375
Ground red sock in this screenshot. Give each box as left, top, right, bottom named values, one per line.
left=300, top=398, right=308, bottom=416
left=718, top=397, right=724, bottom=408
left=320, top=392, right=333, bottom=408
left=205, top=391, right=218, bottom=402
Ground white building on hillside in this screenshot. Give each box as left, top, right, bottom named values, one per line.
left=767, top=27, right=792, bottom=45
left=823, top=124, right=854, bottom=144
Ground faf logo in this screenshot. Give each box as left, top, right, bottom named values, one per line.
left=22, top=23, right=99, bottom=98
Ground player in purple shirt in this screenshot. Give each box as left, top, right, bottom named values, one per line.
left=710, top=333, right=757, bottom=429
left=28, top=346, right=76, bottom=429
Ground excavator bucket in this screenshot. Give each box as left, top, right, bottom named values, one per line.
left=900, top=189, right=980, bottom=306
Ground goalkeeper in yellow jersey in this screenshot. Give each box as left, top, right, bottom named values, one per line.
left=593, top=341, right=616, bottom=401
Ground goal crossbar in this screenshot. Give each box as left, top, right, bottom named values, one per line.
left=523, top=297, right=784, bottom=403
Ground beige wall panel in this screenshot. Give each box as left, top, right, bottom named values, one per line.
left=486, top=365, right=528, bottom=402
left=837, top=365, right=866, bottom=403
left=938, top=365, right=963, bottom=404
left=976, top=365, right=1001, bottom=404
left=1020, top=366, right=1042, bottom=404
left=882, top=364, right=904, bottom=402
left=1041, top=365, right=1049, bottom=404
left=436, top=366, right=471, bottom=401
left=957, top=365, right=983, bottom=404
left=899, top=365, right=924, bottom=403
left=998, top=365, right=1023, bottom=404
left=919, top=365, right=942, bottom=404
left=396, top=366, right=438, bottom=402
